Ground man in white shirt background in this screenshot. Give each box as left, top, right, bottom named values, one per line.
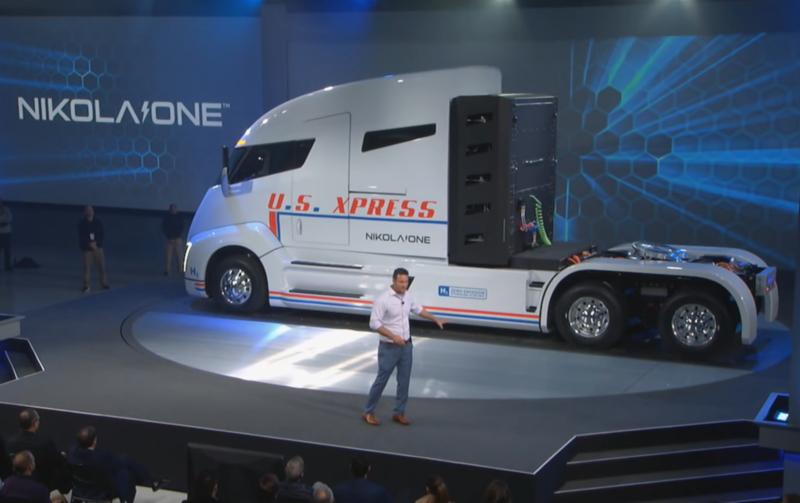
left=362, top=267, right=445, bottom=426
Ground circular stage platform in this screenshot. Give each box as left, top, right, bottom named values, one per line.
left=127, top=297, right=793, bottom=401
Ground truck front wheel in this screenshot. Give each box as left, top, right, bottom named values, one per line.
left=554, top=282, right=626, bottom=349
left=657, top=291, right=733, bottom=358
left=209, top=255, right=268, bottom=314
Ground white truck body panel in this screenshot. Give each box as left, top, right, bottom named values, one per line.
left=185, top=66, right=778, bottom=350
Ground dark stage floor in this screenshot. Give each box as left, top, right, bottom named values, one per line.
left=0, top=278, right=792, bottom=474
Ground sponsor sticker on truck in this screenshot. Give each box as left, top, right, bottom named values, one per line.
left=438, top=286, right=488, bottom=300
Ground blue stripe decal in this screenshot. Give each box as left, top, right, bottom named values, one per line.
left=273, top=211, right=446, bottom=242
left=273, top=297, right=539, bottom=324
left=428, top=312, right=539, bottom=325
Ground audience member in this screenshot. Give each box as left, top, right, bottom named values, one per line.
left=277, top=456, right=313, bottom=503
left=0, top=197, right=12, bottom=272
left=312, top=482, right=335, bottom=503
left=415, top=475, right=450, bottom=503
left=6, top=409, right=71, bottom=494
left=78, top=206, right=109, bottom=292
left=187, top=469, right=220, bottom=503
left=483, top=480, right=511, bottom=503
left=258, top=473, right=280, bottom=503
left=784, top=495, right=800, bottom=503
left=66, top=426, right=169, bottom=503
left=162, top=204, right=184, bottom=276
left=332, top=456, right=390, bottom=503
left=0, top=435, right=13, bottom=481
left=0, top=451, right=51, bottom=503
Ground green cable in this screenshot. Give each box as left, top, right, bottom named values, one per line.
left=529, top=195, right=552, bottom=246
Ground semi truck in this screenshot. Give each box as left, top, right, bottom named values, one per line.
left=183, top=66, right=778, bottom=358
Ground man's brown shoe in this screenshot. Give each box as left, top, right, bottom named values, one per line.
left=392, top=414, right=410, bottom=425
left=362, top=413, right=380, bottom=426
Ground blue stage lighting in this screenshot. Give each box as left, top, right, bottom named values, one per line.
left=775, top=411, right=789, bottom=422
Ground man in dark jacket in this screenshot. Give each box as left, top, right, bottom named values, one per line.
left=333, top=456, right=391, bottom=503
left=66, top=426, right=168, bottom=503
left=6, top=409, right=72, bottom=494
left=78, top=206, right=109, bottom=293
left=162, top=204, right=184, bottom=276
left=0, top=451, right=51, bottom=503
left=277, top=457, right=312, bottom=503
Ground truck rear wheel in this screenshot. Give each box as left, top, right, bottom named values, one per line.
left=658, top=290, right=733, bottom=358
left=209, top=255, right=268, bottom=314
left=554, top=282, right=626, bottom=349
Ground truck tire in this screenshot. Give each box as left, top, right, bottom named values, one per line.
left=209, top=255, right=268, bottom=314
left=657, top=290, right=733, bottom=358
left=554, top=282, right=626, bottom=349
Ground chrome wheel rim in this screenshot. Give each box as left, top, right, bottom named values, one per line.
left=671, top=303, right=717, bottom=347
left=568, top=297, right=610, bottom=339
left=219, top=268, right=252, bottom=305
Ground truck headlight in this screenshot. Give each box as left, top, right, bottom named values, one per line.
left=183, top=241, right=192, bottom=273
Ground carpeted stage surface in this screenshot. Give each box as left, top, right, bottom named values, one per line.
left=0, top=280, right=791, bottom=474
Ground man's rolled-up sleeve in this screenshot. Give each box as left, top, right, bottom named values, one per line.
left=409, top=296, right=424, bottom=315
left=369, top=296, right=385, bottom=331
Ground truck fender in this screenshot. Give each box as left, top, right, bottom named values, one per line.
left=538, top=259, right=759, bottom=345
left=185, top=222, right=283, bottom=285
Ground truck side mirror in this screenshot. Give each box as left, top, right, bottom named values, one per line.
left=221, top=145, right=231, bottom=197
left=221, top=166, right=231, bottom=197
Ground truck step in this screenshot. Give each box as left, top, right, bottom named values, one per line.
left=288, top=289, right=364, bottom=299
left=290, top=260, right=362, bottom=270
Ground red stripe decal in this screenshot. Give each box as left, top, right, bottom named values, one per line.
left=268, top=212, right=278, bottom=237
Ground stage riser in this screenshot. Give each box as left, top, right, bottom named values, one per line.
left=564, top=444, right=780, bottom=480
left=538, top=420, right=785, bottom=503
left=553, top=469, right=784, bottom=503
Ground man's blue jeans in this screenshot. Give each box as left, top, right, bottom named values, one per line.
left=364, top=342, right=413, bottom=416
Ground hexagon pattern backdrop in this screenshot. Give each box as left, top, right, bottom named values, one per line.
left=0, top=17, right=262, bottom=211
left=552, top=34, right=800, bottom=268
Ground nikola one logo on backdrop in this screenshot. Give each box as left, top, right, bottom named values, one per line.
left=16, top=97, right=228, bottom=127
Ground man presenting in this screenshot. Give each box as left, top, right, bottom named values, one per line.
left=362, top=268, right=445, bottom=426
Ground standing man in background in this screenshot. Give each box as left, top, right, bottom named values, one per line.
left=162, top=204, right=184, bottom=276
left=362, top=268, right=445, bottom=426
left=0, top=197, right=12, bottom=271
left=78, top=206, right=109, bottom=293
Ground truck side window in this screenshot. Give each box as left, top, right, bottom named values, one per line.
left=361, top=124, right=436, bottom=152
left=228, top=139, right=315, bottom=184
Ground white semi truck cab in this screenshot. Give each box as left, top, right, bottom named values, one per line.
left=184, top=66, right=778, bottom=359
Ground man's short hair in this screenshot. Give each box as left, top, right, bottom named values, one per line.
left=193, top=469, right=218, bottom=498
left=19, top=409, right=39, bottom=430
left=393, top=268, right=409, bottom=280
left=77, top=426, right=96, bottom=449
left=350, top=456, right=369, bottom=478
left=285, top=456, right=304, bottom=482
left=258, top=473, right=280, bottom=503
left=312, top=482, right=334, bottom=503
left=12, top=451, right=34, bottom=474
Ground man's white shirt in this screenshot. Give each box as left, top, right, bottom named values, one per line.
left=369, top=288, right=423, bottom=343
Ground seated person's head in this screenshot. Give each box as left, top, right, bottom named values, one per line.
left=312, top=482, right=334, bottom=503
left=77, top=426, right=97, bottom=449
left=193, top=469, right=218, bottom=499
left=350, top=456, right=370, bottom=478
left=258, top=473, right=279, bottom=503
left=784, top=495, right=800, bottom=503
left=285, top=456, right=304, bottom=483
left=13, top=450, right=35, bottom=475
left=484, top=479, right=511, bottom=503
left=19, top=409, right=40, bottom=432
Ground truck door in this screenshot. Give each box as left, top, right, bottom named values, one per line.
left=291, top=113, right=350, bottom=246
